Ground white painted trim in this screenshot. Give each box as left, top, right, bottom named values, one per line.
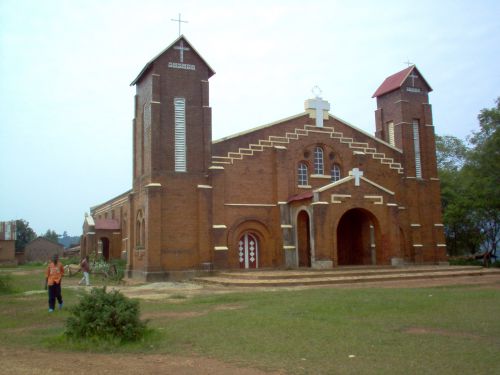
left=386, top=203, right=398, bottom=206
left=437, top=244, right=447, bottom=247
left=331, top=194, right=351, bottom=203
left=283, top=245, right=296, bottom=249
left=412, top=244, right=424, bottom=247
left=274, top=145, right=287, bottom=150
left=298, top=185, right=312, bottom=189
left=209, top=166, right=225, bottom=170
left=312, top=201, right=329, bottom=205
left=398, top=206, right=406, bottom=210
left=277, top=201, right=288, bottom=205
left=315, top=176, right=353, bottom=192
left=430, top=177, right=440, bottom=181
left=214, top=246, right=228, bottom=251
left=411, top=224, right=422, bottom=227
left=212, top=225, right=227, bottom=229
left=197, top=184, right=213, bottom=189
left=364, top=195, right=383, bottom=205
left=434, top=223, right=444, bottom=227
left=87, top=232, right=96, bottom=235
left=224, top=203, right=277, bottom=207
left=145, top=183, right=162, bottom=188
left=360, top=177, right=395, bottom=195
left=310, top=174, right=331, bottom=179
left=281, top=224, right=293, bottom=228
left=213, top=112, right=308, bottom=143
left=328, top=114, right=403, bottom=153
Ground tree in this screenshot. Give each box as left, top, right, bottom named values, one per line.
left=15, top=220, right=37, bottom=252
left=43, top=229, right=59, bottom=243
left=437, top=97, right=500, bottom=257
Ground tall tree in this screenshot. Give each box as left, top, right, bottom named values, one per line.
left=43, top=229, right=59, bottom=243
left=15, top=219, right=37, bottom=252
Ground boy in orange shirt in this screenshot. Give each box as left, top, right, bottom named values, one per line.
left=45, top=254, right=64, bottom=312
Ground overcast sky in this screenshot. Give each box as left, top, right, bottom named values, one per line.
left=1, top=0, right=499, bottom=237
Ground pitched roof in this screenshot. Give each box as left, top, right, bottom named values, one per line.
left=372, top=65, right=432, bottom=98
left=94, top=219, right=120, bottom=230
left=130, top=35, right=215, bottom=86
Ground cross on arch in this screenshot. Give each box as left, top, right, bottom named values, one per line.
left=350, top=168, right=364, bottom=186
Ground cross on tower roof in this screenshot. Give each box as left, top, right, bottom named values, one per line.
left=171, top=13, right=188, bottom=36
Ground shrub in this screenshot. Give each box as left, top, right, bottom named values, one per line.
left=65, top=287, right=147, bottom=342
left=0, top=273, right=14, bottom=294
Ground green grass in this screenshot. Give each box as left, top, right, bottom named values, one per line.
left=0, top=265, right=499, bottom=374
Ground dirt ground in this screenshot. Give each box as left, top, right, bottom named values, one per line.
left=1, top=273, right=499, bottom=375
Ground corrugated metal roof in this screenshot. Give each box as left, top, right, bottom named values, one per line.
left=287, top=191, right=314, bottom=203
left=372, top=65, right=432, bottom=98
left=130, top=34, right=215, bottom=86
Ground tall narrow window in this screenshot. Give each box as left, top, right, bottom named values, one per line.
left=174, top=97, right=186, bottom=172
left=388, top=121, right=395, bottom=146
left=413, top=119, right=422, bottom=178
left=314, top=146, right=324, bottom=175
left=331, top=164, right=341, bottom=182
left=298, top=163, right=308, bottom=186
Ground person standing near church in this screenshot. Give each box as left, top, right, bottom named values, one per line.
left=45, top=254, right=64, bottom=312
left=78, top=255, right=90, bottom=286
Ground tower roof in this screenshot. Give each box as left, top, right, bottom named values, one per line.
left=130, top=35, right=215, bottom=86
left=372, top=65, right=432, bottom=98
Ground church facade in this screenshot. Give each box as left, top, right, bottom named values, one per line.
left=81, top=35, right=447, bottom=280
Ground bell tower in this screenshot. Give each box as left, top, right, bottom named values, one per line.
left=372, top=66, right=446, bottom=264
left=128, top=35, right=215, bottom=280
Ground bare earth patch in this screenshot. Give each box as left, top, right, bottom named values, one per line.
left=0, top=345, right=284, bottom=375
left=404, top=327, right=485, bottom=340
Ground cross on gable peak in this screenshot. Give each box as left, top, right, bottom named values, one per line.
left=304, top=92, right=331, bottom=128
left=349, top=168, right=364, bottom=186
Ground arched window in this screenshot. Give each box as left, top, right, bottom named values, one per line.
left=141, top=218, right=146, bottom=247
left=298, top=163, right=308, bottom=186
left=331, top=164, right=341, bottom=182
left=314, top=146, right=324, bottom=175
left=136, top=211, right=144, bottom=247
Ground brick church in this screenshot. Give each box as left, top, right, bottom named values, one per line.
left=81, top=35, right=447, bottom=280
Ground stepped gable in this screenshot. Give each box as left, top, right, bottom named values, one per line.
left=211, top=112, right=404, bottom=174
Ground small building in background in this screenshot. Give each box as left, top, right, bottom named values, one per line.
left=0, top=221, right=17, bottom=265
left=24, top=237, right=64, bottom=263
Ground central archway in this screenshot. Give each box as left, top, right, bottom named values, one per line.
left=337, top=208, right=379, bottom=266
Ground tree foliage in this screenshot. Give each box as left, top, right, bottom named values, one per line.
left=42, top=229, right=59, bottom=243
left=437, top=98, right=500, bottom=257
left=15, top=219, right=37, bottom=252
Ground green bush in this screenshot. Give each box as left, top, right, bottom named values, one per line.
left=65, top=287, right=147, bottom=342
left=0, top=273, right=14, bottom=294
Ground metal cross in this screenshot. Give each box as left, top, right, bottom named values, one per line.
left=312, top=85, right=322, bottom=99
left=404, top=59, right=414, bottom=67
left=409, top=71, right=418, bottom=86
left=350, top=168, right=364, bottom=186
left=174, top=40, right=190, bottom=63
left=171, top=13, right=188, bottom=36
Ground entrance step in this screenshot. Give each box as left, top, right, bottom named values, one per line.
left=193, top=266, right=499, bottom=287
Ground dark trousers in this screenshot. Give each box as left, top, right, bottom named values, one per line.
left=48, top=283, right=63, bottom=310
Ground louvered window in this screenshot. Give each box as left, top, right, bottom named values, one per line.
left=174, top=98, right=186, bottom=172
left=298, top=163, right=308, bottom=186
left=388, top=121, right=395, bottom=146
left=413, top=119, right=422, bottom=178
left=314, top=146, right=324, bottom=175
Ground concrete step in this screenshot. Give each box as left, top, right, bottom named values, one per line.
left=194, top=267, right=499, bottom=287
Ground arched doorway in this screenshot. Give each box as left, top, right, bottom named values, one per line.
left=100, top=237, right=110, bottom=261
left=297, top=210, right=311, bottom=267
left=238, top=233, right=259, bottom=269
left=337, top=208, right=379, bottom=265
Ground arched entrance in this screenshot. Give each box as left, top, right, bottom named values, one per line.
left=297, top=210, right=311, bottom=267
left=238, top=233, right=259, bottom=269
left=337, top=208, right=379, bottom=265
left=100, top=237, right=110, bottom=261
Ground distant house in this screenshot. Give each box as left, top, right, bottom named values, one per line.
left=0, top=221, right=17, bottom=265
left=24, top=237, right=64, bottom=263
